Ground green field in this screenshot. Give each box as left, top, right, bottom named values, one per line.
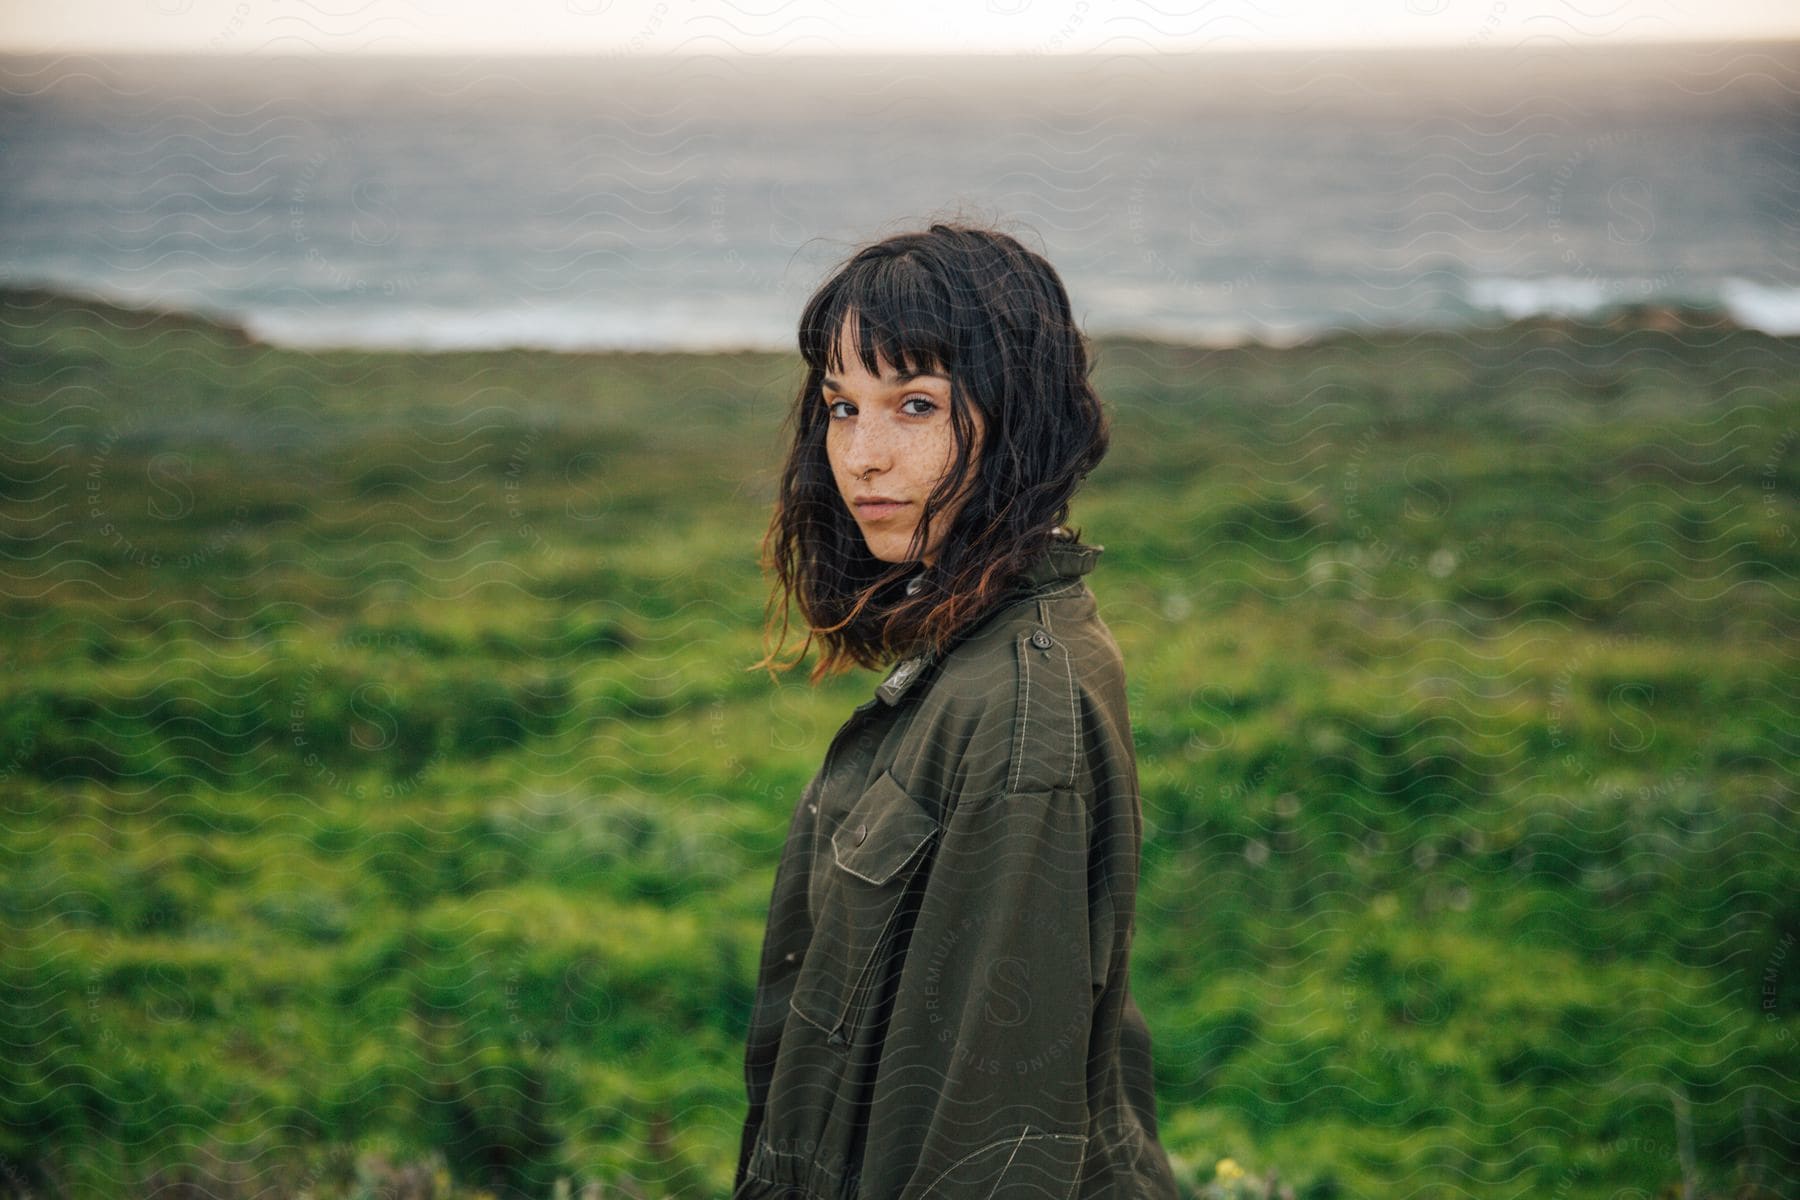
left=0, top=287, right=1795, bottom=1199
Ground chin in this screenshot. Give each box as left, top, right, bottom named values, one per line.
left=863, top=534, right=916, bottom=564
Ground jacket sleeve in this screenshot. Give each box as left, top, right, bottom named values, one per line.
left=859, top=634, right=1113, bottom=1198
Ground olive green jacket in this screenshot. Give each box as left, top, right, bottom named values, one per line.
left=732, top=535, right=1181, bottom=1200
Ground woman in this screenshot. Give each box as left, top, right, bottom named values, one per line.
left=734, top=222, right=1181, bottom=1200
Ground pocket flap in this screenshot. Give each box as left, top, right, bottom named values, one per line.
left=832, top=769, right=940, bottom=885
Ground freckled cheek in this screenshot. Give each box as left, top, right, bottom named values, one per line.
left=822, top=429, right=848, bottom=487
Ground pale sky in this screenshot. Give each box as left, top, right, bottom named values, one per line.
left=2, top=0, right=1797, bottom=56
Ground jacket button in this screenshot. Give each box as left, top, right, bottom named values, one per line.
left=1030, top=629, right=1053, bottom=649
left=853, top=822, right=868, bottom=845
left=828, top=1029, right=847, bottom=1047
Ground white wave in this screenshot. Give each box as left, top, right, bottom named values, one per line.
left=1463, top=274, right=1800, bottom=336
left=1463, top=275, right=1622, bottom=319
left=238, top=298, right=797, bottom=354
left=1717, top=278, right=1800, bottom=336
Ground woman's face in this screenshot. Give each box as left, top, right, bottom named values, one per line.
left=822, top=313, right=984, bottom=568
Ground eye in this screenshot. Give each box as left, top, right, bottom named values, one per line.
left=900, top=394, right=939, bottom=416
left=826, top=398, right=854, bottom=420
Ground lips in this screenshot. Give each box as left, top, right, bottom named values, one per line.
left=855, top=499, right=909, bottom=521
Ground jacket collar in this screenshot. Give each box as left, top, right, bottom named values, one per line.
left=873, top=535, right=1103, bottom=706
left=1017, top=535, right=1102, bottom=589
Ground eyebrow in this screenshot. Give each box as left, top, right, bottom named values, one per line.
left=821, top=369, right=949, bottom=393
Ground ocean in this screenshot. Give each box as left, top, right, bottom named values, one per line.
left=1, top=42, right=1796, bottom=351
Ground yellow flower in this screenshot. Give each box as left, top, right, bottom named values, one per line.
left=1215, top=1157, right=1245, bottom=1183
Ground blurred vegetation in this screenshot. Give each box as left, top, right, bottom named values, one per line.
left=0, top=286, right=1795, bottom=1199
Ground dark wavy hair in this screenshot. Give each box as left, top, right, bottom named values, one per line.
left=751, top=220, right=1109, bottom=685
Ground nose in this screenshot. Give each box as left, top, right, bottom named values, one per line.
left=842, top=416, right=891, bottom=481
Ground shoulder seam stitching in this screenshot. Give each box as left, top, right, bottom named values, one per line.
left=1009, top=633, right=1028, bottom=795
left=1063, top=641, right=1078, bottom=791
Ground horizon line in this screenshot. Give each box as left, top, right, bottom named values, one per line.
left=3, top=35, right=1798, bottom=60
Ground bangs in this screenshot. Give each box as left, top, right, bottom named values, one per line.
left=799, top=255, right=961, bottom=383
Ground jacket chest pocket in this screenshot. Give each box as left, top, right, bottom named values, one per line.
left=790, top=768, right=941, bottom=1049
